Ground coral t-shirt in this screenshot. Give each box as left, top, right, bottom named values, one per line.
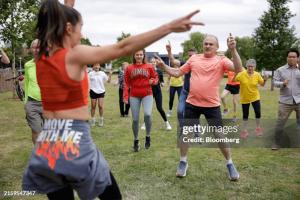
left=180, top=54, right=231, bottom=107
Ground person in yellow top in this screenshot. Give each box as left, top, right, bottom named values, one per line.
left=167, top=71, right=184, bottom=117
left=233, top=59, right=269, bottom=138
left=24, top=39, right=43, bottom=144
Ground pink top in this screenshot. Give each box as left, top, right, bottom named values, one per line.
left=180, top=54, right=231, bottom=107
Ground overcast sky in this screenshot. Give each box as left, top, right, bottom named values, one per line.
left=59, top=0, right=300, bottom=54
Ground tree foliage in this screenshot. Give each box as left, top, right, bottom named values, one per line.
left=225, top=36, right=257, bottom=66
left=179, top=32, right=206, bottom=61
left=253, top=0, right=299, bottom=77
left=81, top=37, right=92, bottom=46
left=112, top=32, right=133, bottom=69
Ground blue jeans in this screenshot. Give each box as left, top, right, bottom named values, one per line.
left=177, top=88, right=189, bottom=128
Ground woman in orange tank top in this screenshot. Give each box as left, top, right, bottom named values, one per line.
left=21, top=0, right=204, bottom=199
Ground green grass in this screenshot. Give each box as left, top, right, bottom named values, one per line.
left=0, top=76, right=299, bottom=200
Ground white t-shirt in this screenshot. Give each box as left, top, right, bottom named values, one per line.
left=88, top=71, right=108, bottom=94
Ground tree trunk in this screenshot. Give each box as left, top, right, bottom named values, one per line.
left=271, top=69, right=274, bottom=91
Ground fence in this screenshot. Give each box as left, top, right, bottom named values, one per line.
left=0, top=70, right=16, bottom=93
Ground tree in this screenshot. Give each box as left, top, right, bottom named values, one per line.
left=112, top=32, right=133, bottom=69
left=0, top=0, right=41, bottom=98
left=179, top=32, right=206, bottom=61
left=81, top=37, right=92, bottom=46
left=253, top=0, right=300, bottom=90
left=225, top=36, right=257, bottom=66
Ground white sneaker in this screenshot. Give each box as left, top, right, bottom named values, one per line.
left=166, top=121, right=172, bottom=130
left=99, top=118, right=103, bottom=126
left=91, top=118, right=95, bottom=127
left=167, top=110, right=172, bottom=117
left=141, top=122, right=146, bottom=130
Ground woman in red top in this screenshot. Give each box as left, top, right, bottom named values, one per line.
left=21, top=0, right=204, bottom=199
left=124, top=50, right=158, bottom=151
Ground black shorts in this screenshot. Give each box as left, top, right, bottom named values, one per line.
left=184, top=102, right=223, bottom=127
left=225, top=84, right=240, bottom=94
left=90, top=90, right=105, bottom=99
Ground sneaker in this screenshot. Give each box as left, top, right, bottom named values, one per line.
left=120, top=115, right=124, bottom=117
left=255, top=127, right=263, bottom=136
left=133, top=140, right=140, bottom=151
left=271, top=143, right=280, bottom=150
left=226, top=163, right=239, bottom=181
left=166, top=121, right=172, bottom=130
left=91, top=118, right=95, bottom=127
left=176, top=161, right=188, bottom=177
left=145, top=136, right=151, bottom=149
left=222, top=109, right=229, bottom=116
left=99, top=118, right=103, bottom=126
left=141, top=122, right=146, bottom=130
left=232, top=116, right=237, bottom=122
left=167, top=110, right=172, bottom=117
left=241, top=131, right=248, bottom=138
left=124, top=114, right=129, bottom=117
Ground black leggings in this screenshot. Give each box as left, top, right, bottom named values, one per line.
left=242, top=100, right=261, bottom=120
left=153, top=91, right=167, bottom=122
left=46, top=171, right=122, bottom=200
left=119, top=88, right=130, bottom=116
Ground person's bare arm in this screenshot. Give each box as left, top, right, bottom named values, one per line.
left=156, top=55, right=185, bottom=78
left=0, top=49, right=10, bottom=64
left=259, top=74, right=269, bottom=86
left=166, top=41, right=181, bottom=67
left=67, top=10, right=204, bottom=69
left=106, top=69, right=113, bottom=83
left=226, top=33, right=243, bottom=73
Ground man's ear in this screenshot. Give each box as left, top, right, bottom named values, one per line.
left=66, top=22, right=72, bottom=35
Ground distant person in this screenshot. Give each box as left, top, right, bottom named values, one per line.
left=89, top=63, right=113, bottom=126
left=271, top=49, right=300, bottom=150
left=0, top=47, right=10, bottom=64
left=21, top=0, right=204, bottom=198
left=64, top=0, right=74, bottom=7
left=166, top=41, right=198, bottom=132
left=24, top=39, right=43, bottom=144
left=221, top=59, right=244, bottom=122
left=141, top=57, right=172, bottom=131
left=233, top=59, right=268, bottom=138
left=124, top=50, right=158, bottom=151
left=156, top=34, right=243, bottom=181
left=113, top=62, right=131, bottom=117
left=166, top=68, right=184, bottom=117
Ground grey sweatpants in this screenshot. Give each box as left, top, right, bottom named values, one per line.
left=130, top=95, right=153, bottom=140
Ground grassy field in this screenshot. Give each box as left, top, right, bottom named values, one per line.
left=0, top=75, right=299, bottom=200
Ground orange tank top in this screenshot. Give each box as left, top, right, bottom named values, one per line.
left=36, top=49, right=89, bottom=111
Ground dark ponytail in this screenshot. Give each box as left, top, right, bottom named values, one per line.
left=36, top=0, right=81, bottom=60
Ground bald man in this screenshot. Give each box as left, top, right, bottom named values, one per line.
left=24, top=39, right=43, bottom=144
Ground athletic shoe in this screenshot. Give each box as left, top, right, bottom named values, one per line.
left=255, top=127, right=263, bottom=136
left=133, top=140, right=140, bottom=152
left=271, top=143, right=280, bottom=150
left=124, top=114, right=129, bottom=117
left=166, top=121, right=172, bottom=130
left=120, top=115, right=124, bottom=117
left=176, top=161, right=188, bottom=177
left=226, top=163, right=239, bottom=181
left=99, top=118, right=103, bottom=127
left=241, top=131, right=248, bottom=138
left=222, top=109, right=229, bottom=116
left=91, top=118, right=95, bottom=127
left=145, top=136, right=151, bottom=149
left=141, top=123, right=146, bottom=130
left=167, top=110, right=172, bottom=117
left=232, top=116, right=237, bottom=122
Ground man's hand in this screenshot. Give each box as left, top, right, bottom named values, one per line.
left=109, top=68, right=113, bottom=74
left=166, top=40, right=172, bottom=52
left=283, top=78, right=290, bottom=86
left=155, top=55, right=166, bottom=69
left=227, top=33, right=236, bottom=51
